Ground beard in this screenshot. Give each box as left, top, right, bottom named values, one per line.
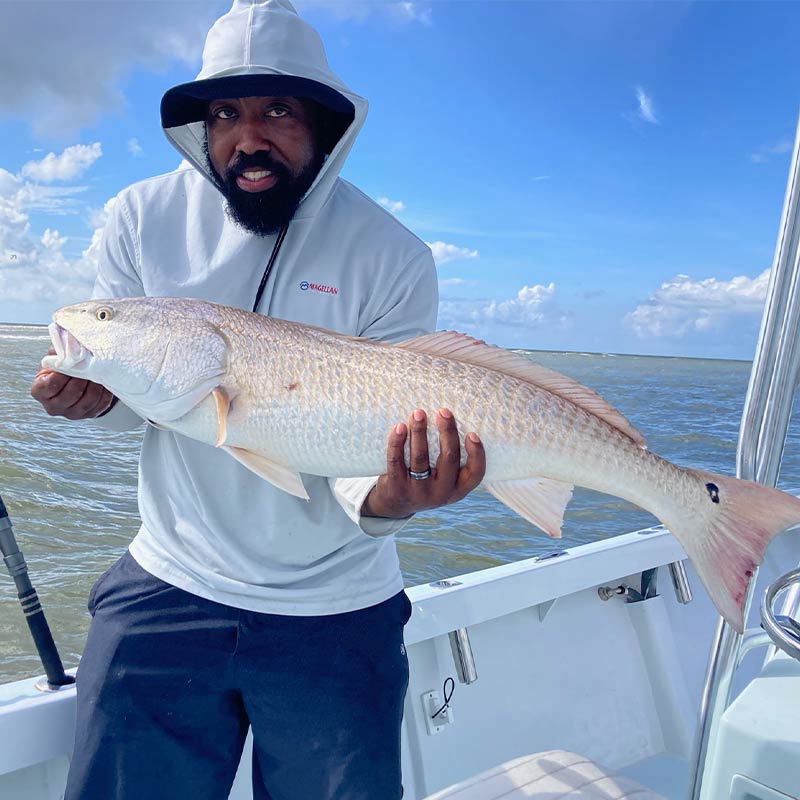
left=206, top=147, right=323, bottom=237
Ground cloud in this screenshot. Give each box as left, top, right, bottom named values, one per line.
left=41, top=228, right=66, bottom=250
left=439, top=283, right=571, bottom=332
left=624, top=86, right=659, bottom=129
left=427, top=241, right=479, bottom=265
left=625, top=269, right=770, bottom=338
left=128, top=138, right=144, bottom=157
left=15, top=184, right=90, bottom=216
left=300, top=1, right=433, bottom=25
left=378, top=196, right=405, bottom=213
left=533, top=175, right=551, bottom=182
left=389, top=2, right=433, bottom=25
left=20, top=143, right=102, bottom=182
left=635, top=86, right=659, bottom=125
left=0, top=154, right=115, bottom=305
left=751, top=137, right=793, bottom=164
left=0, top=2, right=218, bottom=134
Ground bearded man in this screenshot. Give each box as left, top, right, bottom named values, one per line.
left=31, top=1, right=485, bottom=799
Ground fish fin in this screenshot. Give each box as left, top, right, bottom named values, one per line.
left=485, top=477, right=574, bottom=538
left=212, top=387, right=230, bottom=447
left=667, top=469, right=800, bottom=633
left=398, top=331, right=646, bottom=449
left=222, top=446, right=310, bottom=501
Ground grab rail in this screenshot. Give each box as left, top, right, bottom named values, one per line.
left=689, top=110, right=800, bottom=800
left=761, top=567, right=800, bottom=662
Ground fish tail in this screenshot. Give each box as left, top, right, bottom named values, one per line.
left=668, top=469, right=800, bottom=633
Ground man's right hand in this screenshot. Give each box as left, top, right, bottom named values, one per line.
left=31, top=348, right=116, bottom=420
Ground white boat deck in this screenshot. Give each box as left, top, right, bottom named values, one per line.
left=0, top=525, right=797, bottom=799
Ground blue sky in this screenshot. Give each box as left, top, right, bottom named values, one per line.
left=0, top=0, right=798, bottom=359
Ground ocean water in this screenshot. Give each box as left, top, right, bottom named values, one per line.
left=2, top=323, right=800, bottom=684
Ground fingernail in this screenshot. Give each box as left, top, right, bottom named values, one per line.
left=439, top=407, right=452, bottom=419
left=413, top=409, right=425, bottom=422
left=395, top=423, right=406, bottom=435
left=467, top=432, right=481, bottom=444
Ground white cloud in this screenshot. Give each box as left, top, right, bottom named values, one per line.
left=0, top=156, right=115, bottom=305
left=635, top=86, right=659, bottom=125
left=439, top=278, right=466, bottom=287
left=21, top=143, right=102, bottom=183
left=128, top=138, right=144, bottom=157
left=299, top=1, right=433, bottom=25
left=751, top=137, right=793, bottom=164
left=427, top=241, right=479, bottom=265
left=439, top=283, right=571, bottom=332
left=626, top=269, right=770, bottom=338
left=378, top=196, right=405, bottom=214
left=41, top=228, right=66, bottom=250
left=14, top=183, right=89, bottom=216
left=533, top=175, right=551, bottom=182
left=389, top=2, right=433, bottom=25
left=0, top=2, right=217, bottom=134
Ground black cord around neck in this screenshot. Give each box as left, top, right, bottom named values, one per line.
left=252, top=224, right=289, bottom=312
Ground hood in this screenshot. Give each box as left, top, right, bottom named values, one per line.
left=160, top=0, right=367, bottom=217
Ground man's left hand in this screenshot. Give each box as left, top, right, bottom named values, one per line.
left=361, top=407, right=486, bottom=519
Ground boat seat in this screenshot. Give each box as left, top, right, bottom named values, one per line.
left=423, top=749, right=666, bottom=799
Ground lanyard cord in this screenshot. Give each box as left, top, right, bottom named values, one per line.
left=252, top=223, right=289, bottom=313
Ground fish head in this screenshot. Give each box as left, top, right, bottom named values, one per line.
left=41, top=297, right=229, bottom=421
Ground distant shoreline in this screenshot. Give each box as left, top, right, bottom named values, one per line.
left=0, top=319, right=750, bottom=364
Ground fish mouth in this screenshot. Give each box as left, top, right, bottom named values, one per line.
left=43, top=322, right=93, bottom=371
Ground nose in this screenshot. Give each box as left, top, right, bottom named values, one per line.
left=235, top=117, right=271, bottom=156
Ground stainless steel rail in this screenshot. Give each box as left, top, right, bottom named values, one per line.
left=688, top=110, right=800, bottom=800
left=761, top=567, right=800, bottom=662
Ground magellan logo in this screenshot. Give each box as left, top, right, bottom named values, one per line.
left=300, top=280, right=338, bottom=296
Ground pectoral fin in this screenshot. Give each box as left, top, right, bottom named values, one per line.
left=485, top=477, right=574, bottom=538
left=222, top=446, right=310, bottom=501
left=212, top=387, right=231, bottom=447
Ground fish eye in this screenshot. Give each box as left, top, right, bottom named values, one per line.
left=96, top=308, right=113, bottom=321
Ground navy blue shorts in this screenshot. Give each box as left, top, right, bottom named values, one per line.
left=65, top=552, right=412, bottom=800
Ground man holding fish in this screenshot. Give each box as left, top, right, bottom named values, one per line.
left=31, top=1, right=484, bottom=798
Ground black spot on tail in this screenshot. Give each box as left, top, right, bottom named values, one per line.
left=706, top=482, right=720, bottom=504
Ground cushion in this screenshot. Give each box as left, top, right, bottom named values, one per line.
left=423, top=750, right=666, bottom=799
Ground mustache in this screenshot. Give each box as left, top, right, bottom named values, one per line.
left=225, top=152, right=289, bottom=181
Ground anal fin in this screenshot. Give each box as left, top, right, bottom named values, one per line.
left=485, top=477, right=574, bottom=538
left=222, top=446, right=310, bottom=501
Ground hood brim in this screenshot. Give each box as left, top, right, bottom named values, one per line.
left=161, top=74, right=355, bottom=128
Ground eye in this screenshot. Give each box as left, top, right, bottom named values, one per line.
left=210, top=106, right=237, bottom=120
left=266, top=105, right=290, bottom=118
left=96, top=308, right=113, bottom=321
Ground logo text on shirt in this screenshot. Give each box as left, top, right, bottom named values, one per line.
left=300, top=281, right=338, bottom=296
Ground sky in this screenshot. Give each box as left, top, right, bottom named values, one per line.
left=0, top=0, right=798, bottom=360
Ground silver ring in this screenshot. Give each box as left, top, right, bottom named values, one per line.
left=409, top=467, right=432, bottom=480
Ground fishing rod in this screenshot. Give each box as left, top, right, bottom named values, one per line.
left=0, top=493, right=74, bottom=690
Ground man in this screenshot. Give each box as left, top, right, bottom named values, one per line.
left=31, top=2, right=485, bottom=799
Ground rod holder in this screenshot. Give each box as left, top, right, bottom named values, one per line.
left=668, top=560, right=693, bottom=604
left=448, top=627, right=478, bottom=685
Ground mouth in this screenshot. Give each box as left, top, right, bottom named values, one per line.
left=43, top=322, right=93, bottom=371
left=235, top=169, right=277, bottom=193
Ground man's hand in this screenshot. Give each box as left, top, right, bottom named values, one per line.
left=361, top=407, right=486, bottom=519
left=30, top=348, right=116, bottom=420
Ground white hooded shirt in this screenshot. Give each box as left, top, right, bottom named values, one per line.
left=91, top=0, right=438, bottom=615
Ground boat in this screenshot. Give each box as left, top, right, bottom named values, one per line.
left=1, top=115, right=799, bottom=800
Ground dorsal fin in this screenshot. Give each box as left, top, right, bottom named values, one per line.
left=397, top=331, right=646, bottom=448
